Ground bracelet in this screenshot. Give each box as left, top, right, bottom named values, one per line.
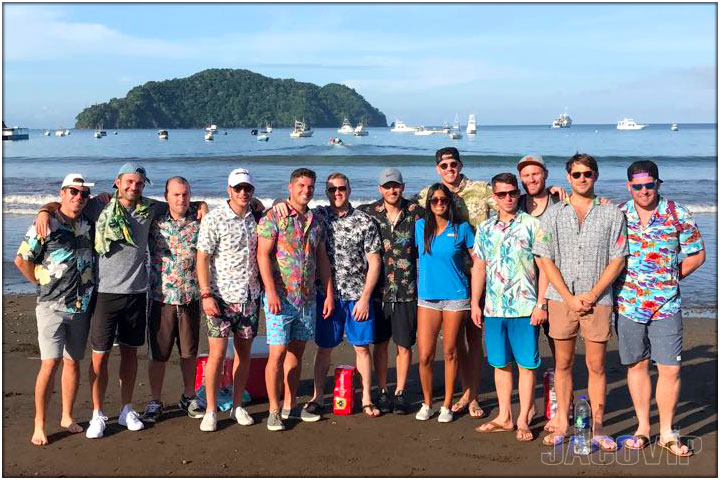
left=200, top=292, right=213, bottom=300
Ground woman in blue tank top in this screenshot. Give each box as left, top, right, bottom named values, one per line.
left=414, top=183, right=476, bottom=423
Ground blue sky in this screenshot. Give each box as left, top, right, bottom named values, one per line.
left=3, top=3, right=716, bottom=127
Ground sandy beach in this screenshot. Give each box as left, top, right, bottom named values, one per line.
left=2, top=293, right=717, bottom=477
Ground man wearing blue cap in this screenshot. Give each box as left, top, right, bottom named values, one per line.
left=35, top=162, right=207, bottom=439
left=358, top=168, right=423, bottom=414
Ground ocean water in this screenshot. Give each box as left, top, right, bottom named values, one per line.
left=3, top=124, right=717, bottom=314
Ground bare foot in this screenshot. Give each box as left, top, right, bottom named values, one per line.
left=468, top=398, right=484, bottom=418
left=451, top=392, right=471, bottom=413
left=61, top=418, right=84, bottom=434
left=515, top=423, right=533, bottom=442
left=31, top=425, right=48, bottom=446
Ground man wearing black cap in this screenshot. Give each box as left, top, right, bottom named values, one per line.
left=614, top=160, right=705, bottom=456
left=358, top=167, right=423, bottom=414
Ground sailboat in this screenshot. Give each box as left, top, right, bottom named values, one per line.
left=449, top=114, right=463, bottom=140
left=466, top=114, right=477, bottom=135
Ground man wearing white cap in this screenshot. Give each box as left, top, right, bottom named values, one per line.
left=16, top=173, right=95, bottom=445
left=195, top=168, right=263, bottom=432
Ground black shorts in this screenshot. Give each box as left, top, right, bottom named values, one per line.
left=373, top=300, right=417, bottom=348
left=91, top=293, right=147, bottom=352
left=148, top=300, right=200, bottom=361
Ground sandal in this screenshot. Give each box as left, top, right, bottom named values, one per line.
left=516, top=427, right=534, bottom=442
left=475, top=420, right=514, bottom=433
left=451, top=399, right=469, bottom=414
left=542, top=432, right=568, bottom=446
left=592, top=435, right=618, bottom=452
left=658, top=435, right=693, bottom=457
left=362, top=404, right=380, bottom=418
left=624, top=434, right=650, bottom=450
left=468, top=399, right=485, bottom=418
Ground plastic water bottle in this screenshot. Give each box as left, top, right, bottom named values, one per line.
left=573, top=395, right=592, bottom=455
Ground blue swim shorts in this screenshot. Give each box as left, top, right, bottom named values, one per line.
left=484, top=316, right=540, bottom=369
left=263, top=293, right=316, bottom=345
left=315, top=293, right=375, bottom=348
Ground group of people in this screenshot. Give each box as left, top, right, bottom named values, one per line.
left=17, top=147, right=704, bottom=458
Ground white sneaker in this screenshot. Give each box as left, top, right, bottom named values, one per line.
left=118, top=405, right=144, bottom=431
left=86, top=415, right=108, bottom=439
left=229, top=406, right=254, bottom=426
left=438, top=406, right=453, bottom=423
left=200, top=412, right=217, bottom=432
left=415, top=403, right=435, bottom=421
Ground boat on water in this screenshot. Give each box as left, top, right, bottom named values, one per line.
left=265, top=122, right=272, bottom=133
left=257, top=134, right=269, bottom=142
left=449, top=114, right=463, bottom=140
left=413, top=127, right=436, bottom=136
left=205, top=130, right=214, bottom=141
left=157, top=129, right=169, bottom=140
left=205, top=124, right=218, bottom=133
left=337, top=117, right=354, bottom=134
left=94, top=131, right=102, bottom=139
left=466, top=114, right=477, bottom=135
left=2, top=122, right=29, bottom=141
left=43, top=130, right=51, bottom=136
left=353, top=119, right=369, bottom=136
left=290, top=119, right=313, bottom=138
left=671, top=123, right=679, bottom=131
left=390, top=120, right=418, bottom=133
left=250, top=129, right=258, bottom=136
left=551, top=112, right=572, bottom=128
left=617, top=118, right=648, bottom=130
left=96, top=124, right=107, bottom=136
left=64, top=129, right=71, bottom=136
left=55, top=128, right=66, bottom=137
left=442, top=121, right=451, bottom=134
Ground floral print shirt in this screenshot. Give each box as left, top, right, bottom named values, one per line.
left=357, top=198, right=422, bottom=302
left=314, top=205, right=382, bottom=301
left=473, top=211, right=545, bottom=317
left=197, top=201, right=261, bottom=305
left=614, top=197, right=704, bottom=323
left=17, top=213, right=95, bottom=313
left=257, top=206, right=325, bottom=308
left=149, top=208, right=200, bottom=305
left=416, top=174, right=496, bottom=229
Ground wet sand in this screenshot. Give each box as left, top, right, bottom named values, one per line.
left=2, top=294, right=717, bottom=477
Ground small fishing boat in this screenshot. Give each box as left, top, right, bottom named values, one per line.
left=157, top=129, right=169, bottom=140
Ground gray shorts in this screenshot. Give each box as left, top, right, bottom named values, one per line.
left=36, top=302, right=91, bottom=361
left=417, top=298, right=471, bottom=312
left=616, top=312, right=683, bottom=366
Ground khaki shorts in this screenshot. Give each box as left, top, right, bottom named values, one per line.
left=548, top=300, right=612, bottom=342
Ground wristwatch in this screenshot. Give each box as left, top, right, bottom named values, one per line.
left=536, top=303, right=548, bottom=311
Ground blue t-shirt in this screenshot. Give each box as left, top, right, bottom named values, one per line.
left=415, top=219, right=474, bottom=300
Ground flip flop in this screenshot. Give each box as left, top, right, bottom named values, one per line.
left=592, top=435, right=618, bottom=452
left=451, top=400, right=469, bottom=414
left=516, top=427, right=534, bottom=442
left=624, top=434, right=650, bottom=450
left=542, top=432, right=568, bottom=446
left=362, top=404, right=380, bottom=418
left=543, top=423, right=556, bottom=433
left=658, top=438, right=693, bottom=457
left=475, top=421, right=514, bottom=433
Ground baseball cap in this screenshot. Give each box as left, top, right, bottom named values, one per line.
left=517, top=154, right=546, bottom=172
left=61, top=173, right=95, bottom=189
left=116, top=162, right=152, bottom=185
left=228, top=168, right=254, bottom=187
left=627, top=160, right=663, bottom=183
left=435, top=146, right=461, bottom=164
left=378, top=168, right=403, bottom=185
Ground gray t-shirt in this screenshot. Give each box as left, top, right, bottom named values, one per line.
left=85, top=197, right=166, bottom=294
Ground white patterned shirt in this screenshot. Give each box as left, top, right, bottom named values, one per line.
left=197, top=201, right=261, bottom=304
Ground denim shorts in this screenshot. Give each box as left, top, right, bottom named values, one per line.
left=615, top=312, right=683, bottom=366
left=417, top=298, right=471, bottom=312
left=315, top=294, right=375, bottom=348
left=483, top=316, right=540, bottom=369
left=264, top=293, right=316, bottom=345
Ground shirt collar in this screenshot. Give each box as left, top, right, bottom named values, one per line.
left=373, top=198, right=411, bottom=215
left=222, top=200, right=253, bottom=220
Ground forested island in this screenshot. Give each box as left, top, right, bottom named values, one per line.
left=75, top=69, right=388, bottom=129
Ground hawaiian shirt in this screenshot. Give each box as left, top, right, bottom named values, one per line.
left=614, top=196, right=704, bottom=323
left=314, top=205, right=382, bottom=301
left=358, top=198, right=423, bottom=302
left=257, top=206, right=325, bottom=308
left=17, top=213, right=95, bottom=313
left=149, top=208, right=200, bottom=305
left=197, top=201, right=261, bottom=305
left=533, top=197, right=628, bottom=307
left=416, top=174, right=496, bottom=229
left=473, top=211, right=545, bottom=317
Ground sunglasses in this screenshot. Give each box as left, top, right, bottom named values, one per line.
left=570, top=171, right=595, bottom=179
left=494, top=189, right=520, bottom=199
left=430, top=197, right=449, bottom=206
left=631, top=181, right=657, bottom=191
left=232, top=184, right=254, bottom=193
left=438, top=161, right=459, bottom=170
left=327, top=185, right=348, bottom=193
left=381, top=183, right=402, bottom=189
left=65, top=187, right=90, bottom=199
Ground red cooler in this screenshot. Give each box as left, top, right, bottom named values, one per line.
left=194, top=354, right=233, bottom=393
left=245, top=336, right=269, bottom=400
left=333, top=365, right=356, bottom=415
